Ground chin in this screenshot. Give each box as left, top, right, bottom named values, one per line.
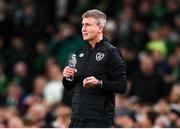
left=83, top=37, right=89, bottom=41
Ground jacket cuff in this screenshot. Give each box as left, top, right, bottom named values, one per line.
left=62, top=77, right=74, bottom=90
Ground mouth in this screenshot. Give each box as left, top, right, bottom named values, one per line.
left=82, top=34, right=88, bottom=38
left=83, top=33, right=88, bottom=36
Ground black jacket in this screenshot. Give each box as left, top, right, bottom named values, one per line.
left=62, top=37, right=127, bottom=123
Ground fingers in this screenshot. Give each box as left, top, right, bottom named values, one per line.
left=85, top=76, right=94, bottom=81
left=83, top=76, right=94, bottom=84
left=83, top=76, right=98, bottom=88
left=63, top=66, right=75, bottom=77
left=83, top=79, right=91, bottom=88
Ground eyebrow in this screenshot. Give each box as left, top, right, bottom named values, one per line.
left=82, top=22, right=91, bottom=26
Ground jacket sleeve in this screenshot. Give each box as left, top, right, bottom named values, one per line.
left=62, top=77, right=75, bottom=90
left=100, top=48, right=127, bottom=93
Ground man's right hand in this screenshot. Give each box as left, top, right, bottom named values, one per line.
left=63, top=66, right=76, bottom=78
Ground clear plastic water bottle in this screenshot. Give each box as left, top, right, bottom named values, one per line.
left=66, top=54, right=77, bottom=81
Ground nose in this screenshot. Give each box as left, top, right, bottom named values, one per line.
left=82, top=25, right=86, bottom=32
left=82, top=28, right=85, bottom=33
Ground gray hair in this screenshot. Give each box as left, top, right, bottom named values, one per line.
left=82, top=9, right=107, bottom=27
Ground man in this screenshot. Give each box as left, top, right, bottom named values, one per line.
left=62, top=9, right=127, bottom=128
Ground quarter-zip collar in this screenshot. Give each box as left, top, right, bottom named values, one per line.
left=86, top=37, right=108, bottom=50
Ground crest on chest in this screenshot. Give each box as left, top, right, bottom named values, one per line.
left=96, top=52, right=105, bottom=61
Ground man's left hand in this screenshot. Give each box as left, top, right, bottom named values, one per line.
left=83, top=76, right=99, bottom=88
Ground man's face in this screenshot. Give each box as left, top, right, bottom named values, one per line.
left=81, top=17, right=102, bottom=41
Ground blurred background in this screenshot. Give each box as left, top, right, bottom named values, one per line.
left=0, top=0, right=179, bottom=128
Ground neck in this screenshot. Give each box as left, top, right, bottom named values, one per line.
left=88, top=33, right=103, bottom=48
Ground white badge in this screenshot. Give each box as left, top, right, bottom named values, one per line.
left=96, top=52, right=105, bottom=61
left=79, top=53, right=84, bottom=57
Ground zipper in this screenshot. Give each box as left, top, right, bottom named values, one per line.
left=79, top=46, right=92, bottom=119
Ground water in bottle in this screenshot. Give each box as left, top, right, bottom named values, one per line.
left=66, top=54, right=77, bottom=81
